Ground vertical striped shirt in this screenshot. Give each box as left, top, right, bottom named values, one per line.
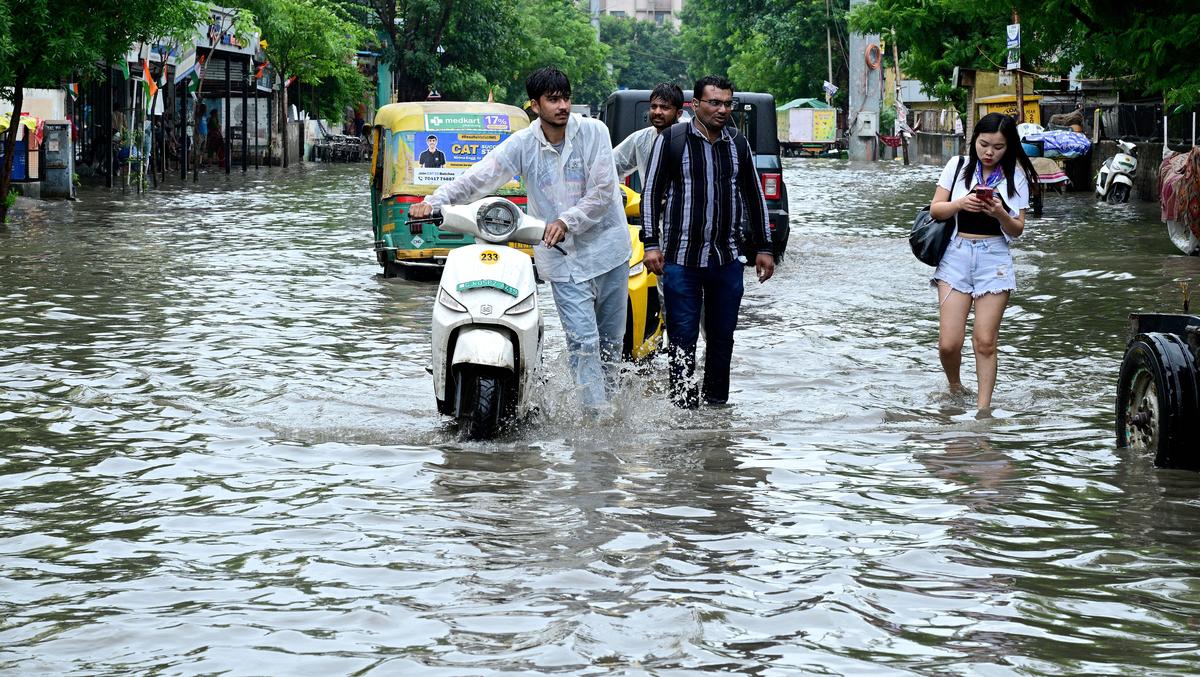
left=640, top=121, right=771, bottom=267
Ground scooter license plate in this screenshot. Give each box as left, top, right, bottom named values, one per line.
left=457, top=279, right=519, bottom=297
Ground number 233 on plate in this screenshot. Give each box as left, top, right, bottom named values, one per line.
left=479, top=250, right=500, bottom=264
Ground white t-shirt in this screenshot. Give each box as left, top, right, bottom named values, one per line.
left=937, top=156, right=1030, bottom=216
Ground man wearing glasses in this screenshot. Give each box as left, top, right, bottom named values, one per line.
left=640, top=75, right=775, bottom=409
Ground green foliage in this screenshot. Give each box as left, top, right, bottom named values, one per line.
left=600, top=15, right=689, bottom=91
left=343, top=0, right=612, bottom=106
left=514, top=0, right=613, bottom=106
left=4, top=189, right=15, bottom=210
left=680, top=0, right=850, bottom=105
left=235, top=0, right=368, bottom=118
left=352, top=0, right=525, bottom=102
left=850, top=0, right=1200, bottom=108
left=850, top=0, right=1019, bottom=110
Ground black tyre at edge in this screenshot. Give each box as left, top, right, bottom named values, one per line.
left=1116, top=332, right=1199, bottom=469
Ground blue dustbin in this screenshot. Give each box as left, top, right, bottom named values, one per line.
left=0, top=138, right=29, bottom=179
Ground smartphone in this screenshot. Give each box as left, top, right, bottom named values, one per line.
left=974, top=186, right=995, bottom=201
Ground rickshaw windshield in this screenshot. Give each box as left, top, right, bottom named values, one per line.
left=372, top=101, right=529, bottom=200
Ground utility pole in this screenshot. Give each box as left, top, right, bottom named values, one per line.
left=848, top=0, right=882, bottom=162
left=825, top=0, right=834, bottom=105
left=891, top=30, right=909, bottom=165
left=1012, top=9, right=1024, bottom=123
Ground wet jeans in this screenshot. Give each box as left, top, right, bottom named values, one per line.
left=549, top=262, right=628, bottom=409
left=662, top=260, right=744, bottom=408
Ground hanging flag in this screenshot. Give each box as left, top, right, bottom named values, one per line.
left=67, top=83, right=79, bottom=100
left=188, top=72, right=201, bottom=98
left=119, top=59, right=130, bottom=80
left=822, top=80, right=839, bottom=98
left=285, top=75, right=297, bottom=88
left=255, top=60, right=268, bottom=80
left=142, top=59, right=159, bottom=109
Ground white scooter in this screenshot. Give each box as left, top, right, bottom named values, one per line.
left=1095, top=139, right=1138, bottom=204
left=416, top=198, right=546, bottom=439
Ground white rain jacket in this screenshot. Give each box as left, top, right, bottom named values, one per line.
left=424, top=114, right=631, bottom=283
left=612, top=125, right=661, bottom=184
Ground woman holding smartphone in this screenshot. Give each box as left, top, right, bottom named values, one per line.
left=928, top=112, right=1037, bottom=412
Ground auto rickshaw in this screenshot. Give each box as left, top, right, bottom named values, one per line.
left=369, top=100, right=663, bottom=361
left=369, top=101, right=532, bottom=279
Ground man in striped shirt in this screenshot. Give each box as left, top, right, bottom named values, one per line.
left=640, top=75, right=775, bottom=409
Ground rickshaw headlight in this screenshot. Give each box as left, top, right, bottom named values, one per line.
left=476, top=200, right=519, bottom=242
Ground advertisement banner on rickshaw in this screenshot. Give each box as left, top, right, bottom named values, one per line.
left=409, top=131, right=508, bottom=185
left=382, top=117, right=522, bottom=196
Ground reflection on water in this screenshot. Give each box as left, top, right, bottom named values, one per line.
left=2, top=161, right=1200, bottom=674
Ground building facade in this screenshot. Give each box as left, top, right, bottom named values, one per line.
left=595, top=0, right=684, bottom=26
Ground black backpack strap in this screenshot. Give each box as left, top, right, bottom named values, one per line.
left=667, top=121, right=688, bottom=177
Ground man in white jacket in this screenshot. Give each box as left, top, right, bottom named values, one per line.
left=409, top=67, right=631, bottom=412
left=612, top=83, right=684, bottom=186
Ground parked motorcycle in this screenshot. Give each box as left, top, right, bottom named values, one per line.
left=418, top=198, right=546, bottom=439
left=1095, top=139, right=1138, bottom=204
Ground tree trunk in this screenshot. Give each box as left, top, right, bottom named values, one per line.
left=0, top=79, right=26, bottom=224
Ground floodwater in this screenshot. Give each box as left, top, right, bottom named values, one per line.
left=2, top=161, right=1200, bottom=675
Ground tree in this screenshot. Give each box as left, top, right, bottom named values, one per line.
left=513, top=0, right=613, bottom=107
left=350, top=0, right=525, bottom=102
left=849, top=0, right=1200, bottom=109
left=600, top=15, right=689, bottom=91
left=235, top=0, right=367, bottom=166
left=0, top=0, right=205, bottom=223
left=680, top=0, right=849, bottom=106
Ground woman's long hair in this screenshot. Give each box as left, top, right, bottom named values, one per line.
left=963, top=112, right=1038, bottom=199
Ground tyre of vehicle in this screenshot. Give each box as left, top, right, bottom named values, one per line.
left=464, top=371, right=505, bottom=440
left=1108, top=183, right=1130, bottom=204
left=1116, top=333, right=1199, bottom=469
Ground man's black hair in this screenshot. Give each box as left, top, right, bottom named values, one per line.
left=693, top=75, right=734, bottom=98
left=526, top=66, right=571, bottom=102
left=427, top=134, right=437, bottom=141
left=650, top=83, right=684, bottom=109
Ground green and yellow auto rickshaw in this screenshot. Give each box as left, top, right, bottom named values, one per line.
left=369, top=101, right=533, bottom=279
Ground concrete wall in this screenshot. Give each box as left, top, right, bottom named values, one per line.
left=1088, top=140, right=1168, bottom=202
left=913, top=131, right=962, bottom=166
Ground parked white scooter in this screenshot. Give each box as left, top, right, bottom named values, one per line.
left=416, top=198, right=546, bottom=439
left=1095, top=139, right=1138, bottom=204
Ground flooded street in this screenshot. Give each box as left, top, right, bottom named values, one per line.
left=3, top=160, right=1200, bottom=674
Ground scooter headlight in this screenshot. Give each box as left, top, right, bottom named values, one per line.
left=504, top=292, right=536, bottom=315
left=437, top=287, right=468, bottom=312
left=476, top=200, right=520, bottom=243
left=628, top=261, right=645, bottom=277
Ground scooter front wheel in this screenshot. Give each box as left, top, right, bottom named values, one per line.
left=457, top=368, right=512, bottom=440
left=1107, top=183, right=1131, bottom=204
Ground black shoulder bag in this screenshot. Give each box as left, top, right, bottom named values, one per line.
left=909, top=156, right=965, bottom=266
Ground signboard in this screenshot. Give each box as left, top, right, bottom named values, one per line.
left=383, top=114, right=522, bottom=196
left=785, top=108, right=837, bottom=143
left=424, top=113, right=511, bottom=133
left=410, top=131, right=510, bottom=186
left=980, top=100, right=1040, bottom=126
left=812, top=110, right=837, bottom=142
left=1006, top=23, right=1021, bottom=71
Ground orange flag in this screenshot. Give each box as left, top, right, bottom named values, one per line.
left=142, top=59, right=159, bottom=103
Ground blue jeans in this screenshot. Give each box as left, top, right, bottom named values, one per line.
left=662, top=260, right=744, bottom=408
left=549, top=262, right=628, bottom=409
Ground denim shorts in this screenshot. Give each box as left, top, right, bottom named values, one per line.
left=931, top=236, right=1016, bottom=299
